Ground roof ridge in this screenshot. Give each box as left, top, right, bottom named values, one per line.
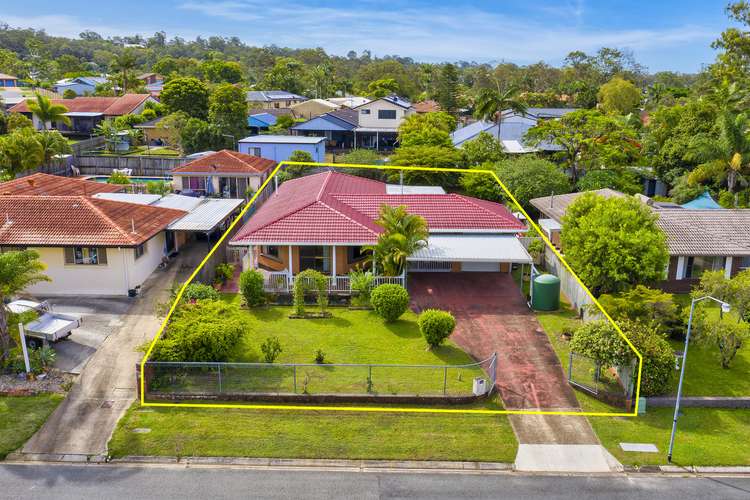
left=83, top=197, right=138, bottom=245
left=317, top=198, right=381, bottom=236
left=316, top=170, right=334, bottom=201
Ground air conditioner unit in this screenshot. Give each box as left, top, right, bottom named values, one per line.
left=472, top=378, right=487, bottom=396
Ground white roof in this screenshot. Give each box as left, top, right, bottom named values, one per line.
left=385, top=184, right=446, bottom=195
left=93, top=193, right=162, bottom=205
left=238, top=135, right=325, bottom=144
left=501, top=140, right=536, bottom=154
left=152, top=194, right=204, bottom=212
left=328, top=96, right=371, bottom=107
left=168, top=198, right=243, bottom=231
left=355, top=127, right=399, bottom=133
left=538, top=218, right=562, bottom=232
left=408, top=235, right=532, bottom=263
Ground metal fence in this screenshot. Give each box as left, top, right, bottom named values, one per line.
left=143, top=353, right=497, bottom=400
left=568, top=351, right=635, bottom=407
left=262, top=272, right=406, bottom=294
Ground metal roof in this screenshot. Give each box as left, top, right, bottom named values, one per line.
left=408, top=234, right=532, bottom=263
left=238, top=135, right=326, bottom=144
left=246, top=90, right=307, bottom=102
left=385, top=184, right=446, bottom=195
left=93, top=193, right=162, bottom=205
left=64, top=111, right=104, bottom=117
left=168, top=198, right=243, bottom=231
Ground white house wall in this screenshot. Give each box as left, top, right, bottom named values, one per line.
left=356, top=100, right=414, bottom=129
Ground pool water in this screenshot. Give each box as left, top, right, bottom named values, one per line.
left=88, top=176, right=172, bottom=184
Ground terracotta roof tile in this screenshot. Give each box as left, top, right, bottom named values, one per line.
left=0, top=173, right=125, bottom=196
left=9, top=94, right=151, bottom=116
left=0, top=196, right=186, bottom=247
left=172, top=150, right=277, bottom=175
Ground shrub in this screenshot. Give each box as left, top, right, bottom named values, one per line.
left=261, top=336, right=282, bottom=363
left=314, top=349, right=326, bottom=364
left=214, top=263, right=235, bottom=285
left=146, top=180, right=171, bottom=195
left=182, top=282, right=220, bottom=302
left=349, top=269, right=374, bottom=306
left=370, top=284, right=410, bottom=322
left=293, top=269, right=328, bottom=316
left=418, top=309, right=456, bottom=348
left=150, top=301, right=244, bottom=362
left=239, top=269, right=265, bottom=307
left=107, top=171, right=131, bottom=185
left=63, top=89, right=77, bottom=99
left=2, top=346, right=56, bottom=374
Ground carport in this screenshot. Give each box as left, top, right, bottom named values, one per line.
left=407, top=234, right=532, bottom=273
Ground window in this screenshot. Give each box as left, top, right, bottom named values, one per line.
left=299, top=246, right=330, bottom=273
left=378, top=109, right=397, bottom=119
left=185, top=176, right=206, bottom=192
left=685, top=256, right=725, bottom=279
left=248, top=147, right=262, bottom=156
left=360, top=109, right=371, bottom=115
left=741, top=256, right=750, bottom=270
left=347, top=246, right=367, bottom=264
left=134, top=243, right=145, bottom=260
left=262, top=245, right=280, bottom=258
left=65, top=247, right=107, bottom=265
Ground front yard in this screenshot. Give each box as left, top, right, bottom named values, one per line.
left=109, top=402, right=518, bottom=462
left=0, top=394, right=63, bottom=459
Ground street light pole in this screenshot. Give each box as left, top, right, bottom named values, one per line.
left=667, top=295, right=731, bottom=462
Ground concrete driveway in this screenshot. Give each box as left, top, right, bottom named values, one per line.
left=37, top=297, right=132, bottom=374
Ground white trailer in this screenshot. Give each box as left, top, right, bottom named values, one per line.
left=8, top=300, right=82, bottom=348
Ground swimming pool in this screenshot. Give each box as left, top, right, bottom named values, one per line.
left=87, top=176, right=172, bottom=184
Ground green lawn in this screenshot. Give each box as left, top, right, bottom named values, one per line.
left=0, top=394, right=63, bottom=459
left=140, top=147, right=181, bottom=157
left=109, top=402, right=517, bottom=462
left=155, top=298, right=485, bottom=397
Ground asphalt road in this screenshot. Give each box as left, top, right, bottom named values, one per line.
left=2, top=463, right=750, bottom=500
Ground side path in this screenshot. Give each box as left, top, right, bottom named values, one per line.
left=21, top=256, right=191, bottom=458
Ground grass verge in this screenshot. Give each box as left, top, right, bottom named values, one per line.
left=0, top=394, right=63, bottom=459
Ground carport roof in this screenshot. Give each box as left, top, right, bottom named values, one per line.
left=408, top=235, right=532, bottom=263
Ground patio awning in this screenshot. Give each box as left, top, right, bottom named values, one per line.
left=408, top=234, right=532, bottom=263
left=167, top=197, right=244, bottom=232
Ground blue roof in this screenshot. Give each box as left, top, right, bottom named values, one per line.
left=681, top=191, right=723, bottom=210
left=248, top=113, right=278, bottom=127
left=381, top=94, right=412, bottom=108
left=291, top=113, right=357, bottom=132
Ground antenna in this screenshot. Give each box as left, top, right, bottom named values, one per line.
left=550, top=192, right=554, bottom=208
left=131, top=218, right=136, bottom=233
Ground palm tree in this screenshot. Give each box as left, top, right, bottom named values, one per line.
left=687, top=111, right=750, bottom=198
left=36, top=130, right=72, bottom=166
left=27, top=93, right=71, bottom=131
left=473, top=83, right=527, bottom=145
left=0, top=250, right=50, bottom=358
left=111, top=49, right=138, bottom=95
left=366, top=205, right=428, bottom=276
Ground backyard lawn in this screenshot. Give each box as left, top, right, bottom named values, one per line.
left=151, top=296, right=487, bottom=398
left=0, top=394, right=63, bottom=459
left=109, top=402, right=518, bottom=462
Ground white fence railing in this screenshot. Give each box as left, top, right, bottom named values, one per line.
left=263, top=272, right=405, bottom=293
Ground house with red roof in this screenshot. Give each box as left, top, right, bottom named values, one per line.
left=229, top=171, right=532, bottom=292
left=10, top=94, right=156, bottom=135
left=171, top=150, right=277, bottom=199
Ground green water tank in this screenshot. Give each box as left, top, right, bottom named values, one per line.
left=531, top=274, right=560, bottom=311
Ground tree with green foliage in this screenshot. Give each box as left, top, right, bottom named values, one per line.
left=710, top=1, right=750, bottom=83
left=146, top=180, right=171, bottom=195
left=435, top=63, right=459, bottom=112
left=371, top=284, right=410, bottom=322
left=494, top=156, right=572, bottom=209
left=107, top=171, right=131, bottom=185
left=366, top=205, right=428, bottom=276
left=0, top=128, right=44, bottom=178
left=389, top=145, right=464, bottom=186
left=576, top=168, right=643, bottom=194
left=111, top=49, right=138, bottom=95
left=200, top=59, right=243, bottom=84
left=293, top=269, right=328, bottom=316
left=460, top=164, right=505, bottom=202
left=239, top=269, right=265, bottom=307
left=397, top=111, right=456, bottom=148
left=180, top=118, right=227, bottom=155
left=260, top=57, right=307, bottom=95
left=161, top=77, right=209, bottom=120
left=155, top=111, right=189, bottom=150
left=27, top=94, right=71, bottom=131
left=525, top=109, right=640, bottom=183
left=474, top=85, right=526, bottom=143
left=418, top=309, right=456, bottom=348
left=597, top=76, right=642, bottom=115
left=561, top=193, right=669, bottom=295
left=6, top=113, right=33, bottom=132
left=365, top=78, right=400, bottom=99
left=693, top=311, right=750, bottom=369
left=182, top=282, right=220, bottom=302
left=208, top=83, right=247, bottom=142
left=460, top=131, right=505, bottom=166
left=269, top=115, right=295, bottom=134
left=596, top=285, right=684, bottom=339
left=0, top=250, right=50, bottom=358
left=35, top=130, right=72, bottom=166
left=693, top=269, right=750, bottom=322
left=62, top=89, right=76, bottom=99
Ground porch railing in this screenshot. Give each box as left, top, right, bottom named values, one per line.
left=263, top=271, right=405, bottom=293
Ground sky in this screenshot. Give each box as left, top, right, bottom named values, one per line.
left=0, top=1, right=736, bottom=73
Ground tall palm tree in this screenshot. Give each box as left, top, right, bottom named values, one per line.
left=366, top=205, right=428, bottom=276
left=0, top=250, right=50, bottom=358
left=473, top=83, right=527, bottom=146
left=36, top=130, right=72, bottom=166
left=111, top=49, right=138, bottom=95
left=687, top=111, right=750, bottom=197
left=27, top=93, right=71, bottom=131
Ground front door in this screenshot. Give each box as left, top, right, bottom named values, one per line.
left=299, top=246, right=330, bottom=273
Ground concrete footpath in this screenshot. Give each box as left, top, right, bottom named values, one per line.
left=20, top=261, right=184, bottom=459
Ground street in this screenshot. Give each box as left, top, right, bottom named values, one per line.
left=1, top=463, right=749, bottom=499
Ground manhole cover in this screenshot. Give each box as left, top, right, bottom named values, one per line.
left=100, top=400, right=114, bottom=408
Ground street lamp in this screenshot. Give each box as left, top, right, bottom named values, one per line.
left=667, top=295, right=731, bottom=462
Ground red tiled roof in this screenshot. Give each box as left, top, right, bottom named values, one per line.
left=231, top=171, right=524, bottom=244
left=413, top=100, right=441, bottom=113
left=172, top=150, right=277, bottom=175
left=0, top=196, right=186, bottom=247
left=9, top=94, right=151, bottom=116
left=0, top=173, right=125, bottom=197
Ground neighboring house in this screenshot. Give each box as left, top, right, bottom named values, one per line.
left=0, top=172, right=125, bottom=196
left=10, top=94, right=156, bottom=134
left=0, top=194, right=185, bottom=296
left=351, top=94, right=415, bottom=150
left=229, top=171, right=531, bottom=291
left=529, top=189, right=750, bottom=292
left=134, top=116, right=169, bottom=145
left=414, top=100, right=441, bottom=113
left=171, top=149, right=277, bottom=199
left=53, top=76, right=108, bottom=96
left=327, top=96, right=370, bottom=108
left=238, top=135, right=326, bottom=163
left=0, top=73, right=19, bottom=87
left=138, top=73, right=163, bottom=86
left=290, top=107, right=359, bottom=149
left=451, top=107, right=577, bottom=153
left=0, top=90, right=25, bottom=110
left=247, top=112, right=277, bottom=134
left=290, top=98, right=339, bottom=120
left=247, top=90, right=307, bottom=109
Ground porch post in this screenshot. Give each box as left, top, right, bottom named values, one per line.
left=725, top=256, right=733, bottom=279
left=376, top=131, right=379, bottom=150
left=288, top=245, right=293, bottom=275
left=248, top=245, right=255, bottom=270
left=676, top=256, right=686, bottom=280
left=332, top=245, right=337, bottom=277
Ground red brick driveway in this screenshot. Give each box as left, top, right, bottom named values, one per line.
left=409, top=272, right=579, bottom=410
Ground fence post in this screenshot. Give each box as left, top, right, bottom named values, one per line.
left=293, top=365, right=297, bottom=393
left=568, top=352, right=573, bottom=381
left=443, top=366, right=448, bottom=395
left=217, top=363, right=222, bottom=393
left=368, top=365, right=372, bottom=393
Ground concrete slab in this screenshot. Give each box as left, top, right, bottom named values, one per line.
left=514, top=444, right=623, bottom=473
left=620, top=442, right=659, bottom=453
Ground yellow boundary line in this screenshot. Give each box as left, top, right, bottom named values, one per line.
left=139, top=162, right=642, bottom=417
